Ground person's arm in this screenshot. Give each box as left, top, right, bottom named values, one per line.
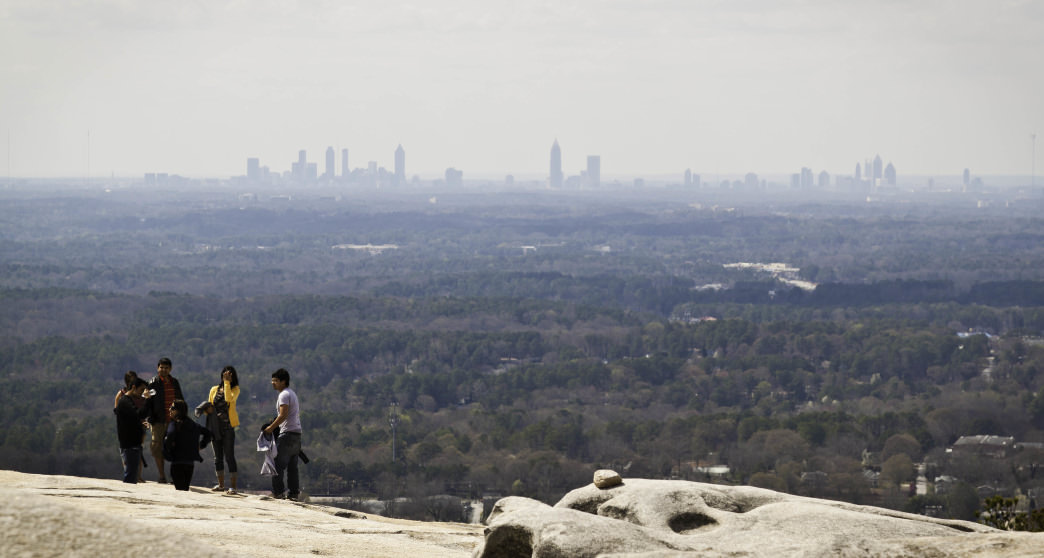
left=263, top=404, right=289, bottom=435
left=114, top=389, right=124, bottom=409
left=224, top=381, right=239, bottom=404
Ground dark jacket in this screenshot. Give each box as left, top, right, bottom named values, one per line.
left=147, top=375, right=184, bottom=424
left=114, top=394, right=150, bottom=449
left=163, top=418, right=213, bottom=464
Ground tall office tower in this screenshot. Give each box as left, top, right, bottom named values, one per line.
left=873, top=155, right=883, bottom=181
left=247, top=158, right=260, bottom=181
left=550, top=140, right=563, bottom=188
left=801, top=167, right=813, bottom=188
left=818, top=170, right=830, bottom=189
left=744, top=172, right=759, bottom=189
left=884, top=162, right=896, bottom=186
left=586, top=155, right=600, bottom=188
left=692, top=174, right=701, bottom=188
left=855, top=162, right=862, bottom=182
left=341, top=149, right=349, bottom=178
left=293, top=150, right=307, bottom=182
left=394, top=145, right=405, bottom=186
left=445, top=167, right=463, bottom=188
left=963, top=168, right=970, bottom=186
left=325, top=147, right=335, bottom=179
left=684, top=168, right=692, bottom=186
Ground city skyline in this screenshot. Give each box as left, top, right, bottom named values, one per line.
left=2, top=1, right=1042, bottom=178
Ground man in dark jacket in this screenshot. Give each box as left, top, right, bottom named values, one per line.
left=115, top=378, right=152, bottom=483
left=147, top=357, right=183, bottom=483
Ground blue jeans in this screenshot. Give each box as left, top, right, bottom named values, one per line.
left=272, top=432, right=301, bottom=497
left=121, top=446, right=142, bottom=484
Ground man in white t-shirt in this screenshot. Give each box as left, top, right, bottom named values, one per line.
left=262, top=368, right=302, bottom=500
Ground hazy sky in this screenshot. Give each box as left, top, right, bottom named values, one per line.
left=2, top=0, right=1042, bottom=179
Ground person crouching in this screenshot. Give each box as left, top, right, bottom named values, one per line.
left=163, top=399, right=213, bottom=491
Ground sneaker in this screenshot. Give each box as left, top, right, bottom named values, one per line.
left=287, top=493, right=300, bottom=502
left=157, top=478, right=168, bottom=484
left=211, top=485, right=224, bottom=492
left=226, top=488, right=237, bottom=495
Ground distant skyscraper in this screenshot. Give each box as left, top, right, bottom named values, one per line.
left=884, top=162, right=896, bottom=185
left=586, top=155, right=600, bottom=188
left=367, top=161, right=378, bottom=187
left=744, top=172, right=759, bottom=189
left=818, top=170, right=830, bottom=189
left=963, top=168, right=970, bottom=186
left=800, top=167, right=813, bottom=188
left=325, top=146, right=335, bottom=179
left=247, top=158, right=260, bottom=181
left=550, top=140, right=563, bottom=188
left=684, top=168, right=692, bottom=186
left=445, top=167, right=463, bottom=187
left=292, top=150, right=307, bottom=182
left=394, top=145, right=405, bottom=186
left=855, top=162, right=862, bottom=182
left=873, top=155, right=883, bottom=181
left=341, top=149, right=349, bottom=178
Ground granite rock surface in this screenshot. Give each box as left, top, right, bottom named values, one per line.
left=474, top=474, right=1044, bottom=558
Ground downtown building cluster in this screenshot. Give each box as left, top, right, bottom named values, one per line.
left=244, top=145, right=409, bottom=188
left=140, top=140, right=1005, bottom=193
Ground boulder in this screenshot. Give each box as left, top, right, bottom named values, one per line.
left=474, top=477, right=1044, bottom=558
left=593, top=469, right=623, bottom=489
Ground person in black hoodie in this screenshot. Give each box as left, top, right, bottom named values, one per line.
left=163, top=399, right=212, bottom=491
left=114, top=378, right=152, bottom=484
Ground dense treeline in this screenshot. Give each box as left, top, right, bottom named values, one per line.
left=3, top=188, right=1044, bottom=523
left=2, top=287, right=1044, bottom=521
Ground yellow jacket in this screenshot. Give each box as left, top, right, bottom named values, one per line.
left=208, top=380, right=240, bottom=428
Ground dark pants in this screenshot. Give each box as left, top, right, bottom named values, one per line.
left=121, top=446, right=142, bottom=484
left=170, top=463, right=194, bottom=491
left=213, top=425, right=237, bottom=473
left=272, top=432, right=301, bottom=498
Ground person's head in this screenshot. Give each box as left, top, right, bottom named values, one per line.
left=123, top=370, right=138, bottom=389
left=170, top=399, right=188, bottom=421
left=271, top=368, right=290, bottom=391
left=157, top=358, right=173, bottom=377
left=221, top=365, right=239, bottom=388
left=128, top=378, right=147, bottom=397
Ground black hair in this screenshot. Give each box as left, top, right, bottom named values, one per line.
left=170, top=399, right=189, bottom=422
left=221, top=365, right=239, bottom=388
left=123, top=370, right=138, bottom=389
left=158, top=357, right=173, bottom=368
left=131, top=378, right=147, bottom=389
left=272, top=368, right=290, bottom=386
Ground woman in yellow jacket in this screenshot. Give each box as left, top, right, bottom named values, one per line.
left=208, top=366, right=240, bottom=494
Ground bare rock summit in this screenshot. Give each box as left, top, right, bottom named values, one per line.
left=474, top=477, right=1044, bottom=558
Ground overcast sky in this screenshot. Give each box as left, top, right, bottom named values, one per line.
left=2, top=0, right=1042, bottom=179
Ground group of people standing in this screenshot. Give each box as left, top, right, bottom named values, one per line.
left=114, top=358, right=303, bottom=500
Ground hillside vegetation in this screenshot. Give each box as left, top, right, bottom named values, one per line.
left=2, top=185, right=1043, bottom=523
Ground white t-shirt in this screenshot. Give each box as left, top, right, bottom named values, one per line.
left=277, top=388, right=301, bottom=434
